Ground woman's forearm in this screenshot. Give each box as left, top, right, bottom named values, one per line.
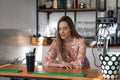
left=43, top=61, right=60, bottom=68
left=49, top=62, right=60, bottom=67
left=43, top=61, right=73, bottom=69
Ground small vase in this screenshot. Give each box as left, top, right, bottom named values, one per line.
left=99, top=52, right=120, bottom=79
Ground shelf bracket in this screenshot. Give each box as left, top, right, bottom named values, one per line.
left=47, top=12, right=52, bottom=22
left=74, top=11, right=76, bottom=22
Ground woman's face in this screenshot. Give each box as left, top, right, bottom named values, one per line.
left=58, top=21, right=71, bottom=40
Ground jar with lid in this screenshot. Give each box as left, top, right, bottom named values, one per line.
left=45, top=0, right=53, bottom=9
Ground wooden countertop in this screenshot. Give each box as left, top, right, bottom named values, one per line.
left=0, top=64, right=119, bottom=80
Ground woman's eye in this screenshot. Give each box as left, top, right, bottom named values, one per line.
left=58, top=26, right=69, bottom=30
left=58, top=28, right=61, bottom=30
left=64, top=27, right=68, bottom=30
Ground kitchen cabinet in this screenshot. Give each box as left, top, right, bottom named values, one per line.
left=35, top=0, right=111, bottom=46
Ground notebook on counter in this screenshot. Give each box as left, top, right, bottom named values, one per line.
left=0, top=63, right=22, bottom=73
left=0, top=69, right=23, bottom=73
left=32, top=71, right=87, bottom=77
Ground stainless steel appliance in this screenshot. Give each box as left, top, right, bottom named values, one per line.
left=116, top=25, right=120, bottom=45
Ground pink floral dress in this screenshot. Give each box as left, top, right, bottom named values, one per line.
left=43, top=38, right=90, bottom=68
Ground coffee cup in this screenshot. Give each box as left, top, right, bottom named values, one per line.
left=26, top=52, right=35, bottom=72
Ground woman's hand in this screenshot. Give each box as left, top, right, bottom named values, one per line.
left=58, top=62, right=73, bottom=70
left=44, top=61, right=73, bottom=70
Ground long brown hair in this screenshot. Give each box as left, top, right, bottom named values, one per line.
left=56, top=16, right=82, bottom=62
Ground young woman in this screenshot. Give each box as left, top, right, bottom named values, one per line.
left=43, top=16, right=90, bottom=69
left=11, top=16, right=90, bottom=80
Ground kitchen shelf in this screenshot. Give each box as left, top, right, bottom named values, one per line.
left=38, top=8, right=96, bottom=12
left=66, top=8, right=96, bottom=11
left=36, top=0, right=98, bottom=44
left=35, top=0, right=99, bottom=46
left=38, top=9, right=65, bottom=12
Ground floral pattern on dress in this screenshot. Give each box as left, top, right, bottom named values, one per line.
left=43, top=38, right=90, bottom=68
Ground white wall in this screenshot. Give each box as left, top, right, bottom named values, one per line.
left=0, top=0, right=36, bottom=60
left=38, top=12, right=96, bottom=37
left=0, top=0, right=36, bottom=34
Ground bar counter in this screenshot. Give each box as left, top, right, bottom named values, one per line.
left=0, top=64, right=119, bottom=80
